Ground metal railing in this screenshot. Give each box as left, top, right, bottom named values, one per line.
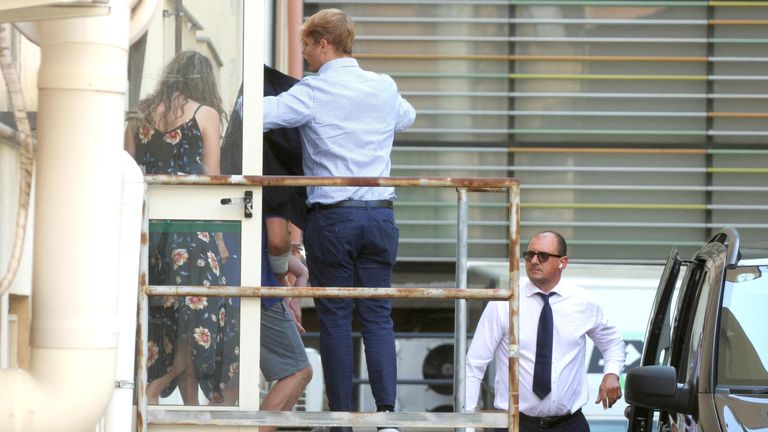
left=136, top=175, right=520, bottom=431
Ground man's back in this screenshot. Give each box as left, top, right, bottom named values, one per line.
left=300, top=59, right=401, bottom=178
left=264, top=57, right=415, bottom=204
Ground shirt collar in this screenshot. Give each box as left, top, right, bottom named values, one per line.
left=317, top=56, right=358, bottom=75
left=524, top=279, right=564, bottom=298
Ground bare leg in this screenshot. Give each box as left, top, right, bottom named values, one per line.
left=259, top=366, right=313, bottom=432
left=218, top=386, right=239, bottom=405
left=146, top=337, right=194, bottom=404
left=178, top=364, right=199, bottom=405
left=146, top=369, right=176, bottom=405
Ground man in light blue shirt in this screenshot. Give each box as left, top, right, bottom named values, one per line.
left=263, top=8, right=415, bottom=432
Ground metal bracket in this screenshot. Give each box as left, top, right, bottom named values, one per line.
left=162, top=9, right=183, bottom=18
left=115, top=380, right=135, bottom=389
left=221, top=190, right=253, bottom=218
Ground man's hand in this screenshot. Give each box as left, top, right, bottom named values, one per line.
left=595, top=373, right=622, bottom=410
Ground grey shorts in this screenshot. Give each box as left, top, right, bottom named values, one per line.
left=261, top=301, right=310, bottom=381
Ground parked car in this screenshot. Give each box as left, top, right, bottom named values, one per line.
left=624, top=227, right=768, bottom=432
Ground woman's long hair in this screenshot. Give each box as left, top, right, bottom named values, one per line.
left=138, top=50, right=226, bottom=129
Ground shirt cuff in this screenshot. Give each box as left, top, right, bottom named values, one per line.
left=465, top=375, right=482, bottom=411
left=603, top=363, right=623, bottom=377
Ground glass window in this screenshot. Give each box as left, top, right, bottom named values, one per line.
left=304, top=1, right=768, bottom=263
left=126, top=0, right=248, bottom=409
left=681, top=267, right=712, bottom=384
left=718, top=265, right=768, bottom=386
left=147, top=220, right=241, bottom=406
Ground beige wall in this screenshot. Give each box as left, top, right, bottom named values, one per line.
left=0, top=145, right=33, bottom=299
left=0, top=22, right=36, bottom=372
left=0, top=0, right=245, bottom=373
left=9, top=294, right=30, bottom=370
left=137, top=0, right=243, bottom=116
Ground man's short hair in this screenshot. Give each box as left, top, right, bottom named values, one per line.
left=531, top=231, right=568, bottom=256
left=300, top=8, right=355, bottom=55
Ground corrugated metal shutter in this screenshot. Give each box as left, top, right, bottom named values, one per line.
left=304, top=0, right=768, bottom=263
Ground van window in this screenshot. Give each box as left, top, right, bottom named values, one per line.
left=667, top=261, right=706, bottom=384
left=718, top=266, right=768, bottom=387
left=681, top=267, right=712, bottom=385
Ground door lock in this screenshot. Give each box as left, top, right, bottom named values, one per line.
left=220, top=190, right=253, bottom=218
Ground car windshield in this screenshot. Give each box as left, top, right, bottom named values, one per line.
left=718, top=264, right=768, bottom=388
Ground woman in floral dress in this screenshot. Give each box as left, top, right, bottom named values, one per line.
left=124, top=50, right=236, bottom=404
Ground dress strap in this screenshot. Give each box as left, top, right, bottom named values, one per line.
left=192, top=103, right=205, bottom=119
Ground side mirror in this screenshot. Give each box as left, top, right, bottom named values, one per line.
left=625, top=366, right=693, bottom=414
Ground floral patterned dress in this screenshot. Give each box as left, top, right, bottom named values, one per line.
left=134, top=106, right=238, bottom=401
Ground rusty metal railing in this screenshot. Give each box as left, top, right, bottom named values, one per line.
left=136, top=175, right=520, bottom=432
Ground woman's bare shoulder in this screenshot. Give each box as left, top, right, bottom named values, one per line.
left=194, top=104, right=220, bottom=125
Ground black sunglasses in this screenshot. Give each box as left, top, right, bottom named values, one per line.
left=522, top=251, right=564, bottom=263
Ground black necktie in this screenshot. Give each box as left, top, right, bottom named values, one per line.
left=533, top=292, right=555, bottom=399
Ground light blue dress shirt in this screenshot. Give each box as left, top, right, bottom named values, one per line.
left=263, top=57, right=416, bottom=205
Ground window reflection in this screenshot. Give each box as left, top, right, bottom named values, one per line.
left=719, top=265, right=768, bottom=386
left=147, top=220, right=241, bottom=406
left=123, top=0, right=246, bottom=410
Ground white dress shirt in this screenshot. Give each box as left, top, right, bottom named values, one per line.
left=465, top=279, right=626, bottom=416
left=263, top=57, right=416, bottom=205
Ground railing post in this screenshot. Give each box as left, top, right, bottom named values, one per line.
left=137, top=186, right=149, bottom=432
left=136, top=175, right=519, bottom=430
left=454, top=188, right=469, bottom=432
left=508, top=185, right=521, bottom=432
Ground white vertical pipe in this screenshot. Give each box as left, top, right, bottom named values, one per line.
left=32, top=0, right=128, bottom=355
left=241, top=0, right=265, bottom=412
left=0, top=2, right=130, bottom=431
left=0, top=293, right=8, bottom=368
left=287, top=0, right=304, bottom=79
left=265, top=0, right=274, bottom=65
left=0, top=145, right=12, bottom=370
left=508, top=186, right=521, bottom=432
left=103, top=0, right=159, bottom=427
left=104, top=153, right=144, bottom=432
left=454, top=188, right=468, bottom=432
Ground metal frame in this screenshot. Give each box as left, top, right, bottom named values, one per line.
left=136, top=175, right=520, bottom=432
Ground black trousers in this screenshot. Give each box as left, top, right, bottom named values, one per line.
left=493, top=409, right=590, bottom=432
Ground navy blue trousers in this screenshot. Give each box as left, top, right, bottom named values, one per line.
left=305, top=206, right=399, bottom=417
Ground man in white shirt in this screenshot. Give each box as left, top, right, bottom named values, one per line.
left=263, top=8, right=416, bottom=432
left=465, top=231, right=626, bottom=431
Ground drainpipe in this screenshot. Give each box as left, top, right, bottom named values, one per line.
left=287, top=0, right=303, bottom=79
left=174, top=0, right=182, bottom=54
left=103, top=154, right=144, bottom=432
left=105, top=2, right=158, bottom=429
left=0, top=293, right=7, bottom=368
left=0, top=1, right=130, bottom=431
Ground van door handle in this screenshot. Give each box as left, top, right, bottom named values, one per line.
left=220, top=190, right=253, bottom=218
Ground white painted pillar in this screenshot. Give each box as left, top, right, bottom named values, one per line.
left=0, top=1, right=131, bottom=430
